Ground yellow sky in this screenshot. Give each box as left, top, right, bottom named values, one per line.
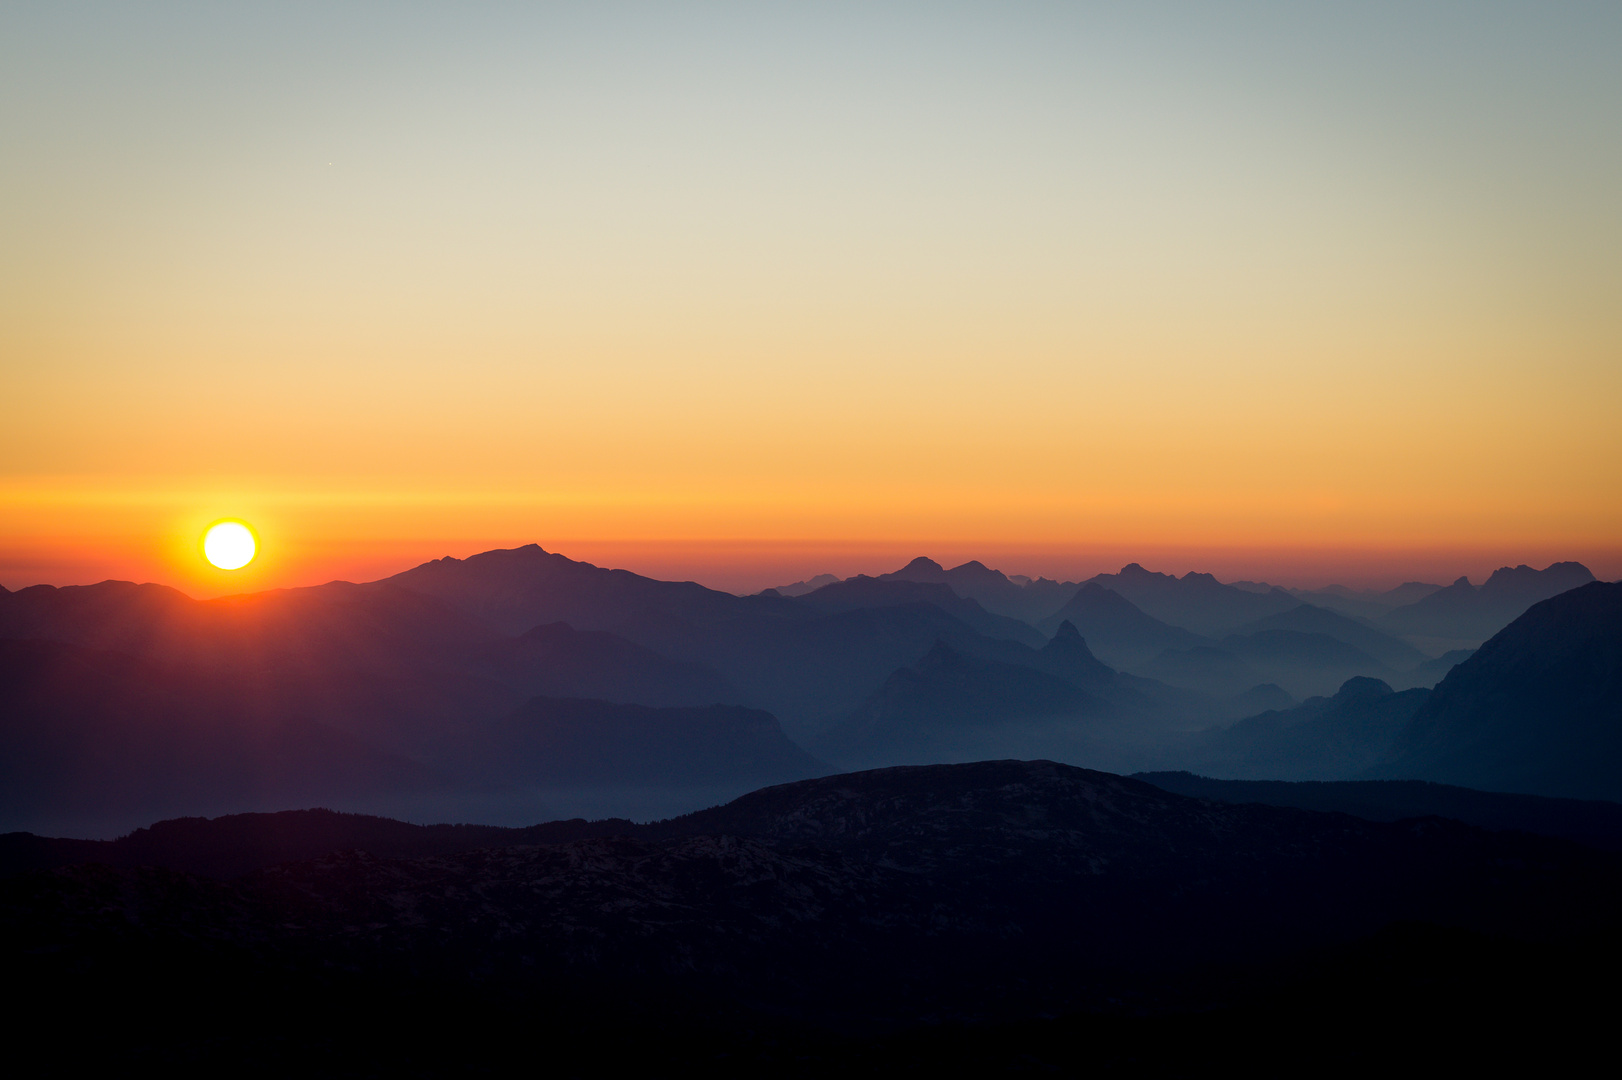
left=4, top=5, right=1619, bottom=594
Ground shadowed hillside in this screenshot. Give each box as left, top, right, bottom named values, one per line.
left=1171, top=676, right=1430, bottom=781
left=1035, top=582, right=1207, bottom=670
left=1379, top=580, right=1622, bottom=799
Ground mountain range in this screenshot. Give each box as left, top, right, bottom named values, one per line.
left=783, top=556, right=1593, bottom=696
left=1, top=545, right=1613, bottom=835
left=1378, top=562, right=1597, bottom=647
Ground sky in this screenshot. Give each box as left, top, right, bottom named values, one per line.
left=3, top=2, right=1619, bottom=596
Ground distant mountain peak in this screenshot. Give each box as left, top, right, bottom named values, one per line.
left=405, top=543, right=561, bottom=577
left=899, top=556, right=944, bottom=574
left=763, top=573, right=839, bottom=597
left=1113, top=563, right=1179, bottom=584
left=941, top=559, right=1015, bottom=590
left=1335, top=676, right=1394, bottom=702
left=1043, top=620, right=1099, bottom=663
left=1481, top=561, right=1595, bottom=596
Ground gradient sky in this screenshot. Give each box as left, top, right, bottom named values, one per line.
left=4, top=2, right=1619, bottom=595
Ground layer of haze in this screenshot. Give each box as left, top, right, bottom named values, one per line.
left=4, top=2, right=1619, bottom=595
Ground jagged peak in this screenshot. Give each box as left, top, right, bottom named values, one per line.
left=1044, top=619, right=1094, bottom=654
left=1484, top=561, right=1594, bottom=586
left=898, top=556, right=944, bottom=574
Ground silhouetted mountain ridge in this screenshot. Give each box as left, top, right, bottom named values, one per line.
left=382, top=545, right=1051, bottom=728
left=1035, top=582, right=1207, bottom=670
left=796, top=575, right=1044, bottom=647
left=878, top=556, right=1056, bottom=622
left=1086, top=564, right=1299, bottom=636
left=815, top=642, right=1110, bottom=766
left=1380, top=561, right=1596, bottom=644
left=1173, top=676, right=1431, bottom=781
left=1235, top=603, right=1426, bottom=670
left=1380, top=580, right=1622, bottom=799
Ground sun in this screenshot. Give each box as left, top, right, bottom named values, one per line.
left=202, top=520, right=257, bottom=570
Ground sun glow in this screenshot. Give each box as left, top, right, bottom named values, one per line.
left=202, top=521, right=257, bottom=570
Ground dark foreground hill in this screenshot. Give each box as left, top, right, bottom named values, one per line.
left=6, top=760, right=1619, bottom=1072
